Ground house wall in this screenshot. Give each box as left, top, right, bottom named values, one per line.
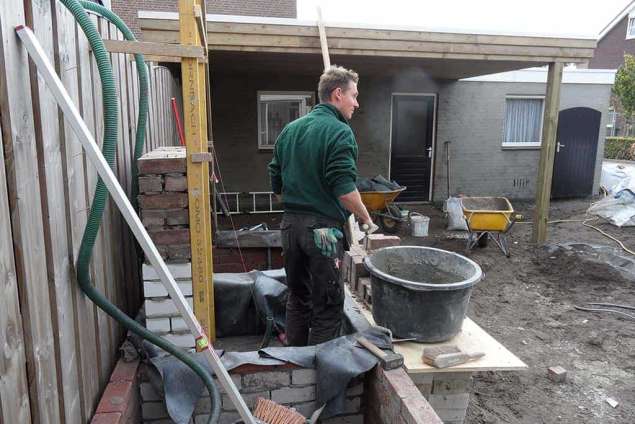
left=433, top=81, right=611, bottom=201
left=210, top=67, right=610, bottom=202
left=589, top=16, right=635, bottom=69
left=112, top=0, right=297, bottom=36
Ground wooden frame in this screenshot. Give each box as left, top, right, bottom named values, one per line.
left=501, top=95, right=546, bottom=149
left=256, top=90, right=315, bottom=150
left=102, top=39, right=206, bottom=58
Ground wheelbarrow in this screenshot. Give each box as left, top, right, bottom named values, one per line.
left=461, top=197, right=516, bottom=257
left=360, top=187, right=407, bottom=233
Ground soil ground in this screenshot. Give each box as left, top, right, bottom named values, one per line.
left=218, top=198, right=635, bottom=423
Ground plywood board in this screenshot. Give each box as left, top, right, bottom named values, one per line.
left=359, top=306, right=527, bottom=373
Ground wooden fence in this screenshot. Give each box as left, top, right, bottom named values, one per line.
left=0, top=2, right=181, bottom=423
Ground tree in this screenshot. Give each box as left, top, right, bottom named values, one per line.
left=614, top=54, right=635, bottom=127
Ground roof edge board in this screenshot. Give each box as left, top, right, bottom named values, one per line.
left=138, top=10, right=596, bottom=41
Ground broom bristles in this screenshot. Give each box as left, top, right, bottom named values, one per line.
left=253, top=398, right=306, bottom=424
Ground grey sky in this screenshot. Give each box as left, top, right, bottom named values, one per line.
left=298, top=0, right=632, bottom=38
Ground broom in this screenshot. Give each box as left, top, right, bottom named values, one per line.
left=253, top=398, right=306, bottom=424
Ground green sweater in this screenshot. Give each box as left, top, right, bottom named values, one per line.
left=268, top=103, right=358, bottom=223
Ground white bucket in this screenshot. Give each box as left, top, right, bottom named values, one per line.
left=411, top=213, right=430, bottom=237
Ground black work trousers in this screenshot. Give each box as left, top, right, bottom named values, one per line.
left=281, top=213, right=345, bottom=346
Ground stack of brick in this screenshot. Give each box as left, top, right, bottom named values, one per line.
left=140, top=365, right=364, bottom=424
left=138, top=146, right=191, bottom=263
left=410, top=372, right=473, bottom=424
left=341, top=234, right=400, bottom=305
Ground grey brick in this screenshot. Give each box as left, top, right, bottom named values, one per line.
left=222, top=390, right=269, bottom=411
left=291, top=368, right=316, bottom=386
left=271, top=385, right=315, bottom=404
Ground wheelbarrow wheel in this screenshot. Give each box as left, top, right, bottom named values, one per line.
left=379, top=204, right=402, bottom=234
left=477, top=233, right=489, bottom=247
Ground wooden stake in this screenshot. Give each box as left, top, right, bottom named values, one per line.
left=316, top=6, right=330, bottom=70
left=179, top=0, right=215, bottom=339
left=532, top=62, right=563, bottom=244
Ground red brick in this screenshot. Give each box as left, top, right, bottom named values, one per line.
left=138, top=192, right=188, bottom=209
left=141, top=210, right=165, bottom=227
left=96, top=381, right=134, bottom=414
left=138, top=157, right=186, bottom=175
left=364, top=234, right=401, bottom=251
left=138, top=175, right=163, bottom=193
left=148, top=228, right=190, bottom=245
left=165, top=208, right=189, bottom=226
left=166, top=244, right=191, bottom=261
left=91, top=412, right=122, bottom=424
left=164, top=174, right=187, bottom=192
left=110, top=360, right=139, bottom=383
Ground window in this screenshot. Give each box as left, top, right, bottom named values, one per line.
left=628, top=14, right=635, bottom=39
left=257, top=92, right=314, bottom=149
left=502, top=96, right=544, bottom=148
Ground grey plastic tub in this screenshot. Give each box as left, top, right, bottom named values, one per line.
left=363, top=246, right=482, bottom=342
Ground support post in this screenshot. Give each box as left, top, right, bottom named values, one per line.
left=532, top=62, right=563, bottom=244
left=179, top=0, right=215, bottom=339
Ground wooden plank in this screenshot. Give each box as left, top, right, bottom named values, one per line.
left=532, top=62, right=564, bottom=243
left=0, top=2, right=61, bottom=423
left=103, top=39, right=205, bottom=58
left=139, top=17, right=597, bottom=49
left=84, top=14, right=113, bottom=396
left=27, top=0, right=83, bottom=422
left=180, top=0, right=215, bottom=339
left=54, top=5, right=101, bottom=416
left=0, top=97, right=32, bottom=424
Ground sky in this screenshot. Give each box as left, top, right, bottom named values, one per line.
left=297, top=0, right=633, bottom=38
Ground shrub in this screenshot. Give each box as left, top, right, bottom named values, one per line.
left=604, top=137, right=635, bottom=160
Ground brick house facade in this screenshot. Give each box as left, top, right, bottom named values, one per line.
left=112, top=0, right=296, bottom=36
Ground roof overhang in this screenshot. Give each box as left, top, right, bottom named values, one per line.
left=139, top=12, right=597, bottom=80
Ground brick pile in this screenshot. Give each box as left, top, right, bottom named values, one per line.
left=138, top=146, right=192, bottom=263
left=341, top=234, right=401, bottom=305
left=140, top=365, right=364, bottom=424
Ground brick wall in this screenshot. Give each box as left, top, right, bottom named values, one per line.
left=589, top=16, right=635, bottom=69
left=112, top=0, right=297, bottom=37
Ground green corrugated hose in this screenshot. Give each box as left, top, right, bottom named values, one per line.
left=79, top=0, right=148, bottom=209
left=58, top=1, right=220, bottom=422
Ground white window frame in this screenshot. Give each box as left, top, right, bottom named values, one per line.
left=627, top=12, right=635, bottom=40
left=257, top=91, right=314, bottom=150
left=502, top=95, right=545, bottom=149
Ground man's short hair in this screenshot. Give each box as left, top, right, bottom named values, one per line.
left=318, top=65, right=359, bottom=103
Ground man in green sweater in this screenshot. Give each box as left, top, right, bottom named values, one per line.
left=268, top=65, right=375, bottom=346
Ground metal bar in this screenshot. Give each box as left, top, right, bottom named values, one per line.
left=14, top=25, right=256, bottom=424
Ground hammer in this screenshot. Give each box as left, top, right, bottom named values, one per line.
left=357, top=336, right=404, bottom=370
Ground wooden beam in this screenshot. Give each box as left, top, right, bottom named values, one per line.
left=532, top=62, right=564, bottom=244
left=316, top=7, right=330, bottom=69
left=102, top=39, right=205, bottom=58
left=179, top=0, right=215, bottom=341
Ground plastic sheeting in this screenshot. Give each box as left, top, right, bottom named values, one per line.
left=356, top=175, right=402, bottom=192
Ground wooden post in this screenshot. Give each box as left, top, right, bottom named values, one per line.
left=316, top=6, right=330, bottom=69
left=532, top=62, right=563, bottom=244
left=179, top=0, right=215, bottom=340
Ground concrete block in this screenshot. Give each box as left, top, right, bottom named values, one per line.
left=143, top=280, right=193, bottom=298
left=213, top=374, right=242, bottom=394
left=141, top=401, right=168, bottom=420
left=242, top=371, right=290, bottom=393
left=138, top=192, right=188, bottom=209
left=163, top=333, right=195, bottom=348
left=271, top=385, right=316, bottom=404
left=427, top=393, right=470, bottom=411
left=170, top=317, right=190, bottom=332
left=138, top=175, right=163, bottom=193
left=548, top=366, right=567, bottom=383
left=221, top=391, right=269, bottom=411
left=432, top=372, right=473, bottom=394
left=291, top=369, right=316, bottom=386
left=140, top=383, right=161, bottom=402
left=143, top=262, right=192, bottom=280
left=146, top=318, right=170, bottom=334
left=165, top=208, right=190, bottom=225
left=144, top=297, right=193, bottom=317
left=364, top=234, right=401, bottom=251
left=148, top=228, right=190, bottom=246
left=164, top=174, right=188, bottom=192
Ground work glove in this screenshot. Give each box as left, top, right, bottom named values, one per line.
left=361, top=221, right=380, bottom=235
left=313, top=227, right=344, bottom=258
